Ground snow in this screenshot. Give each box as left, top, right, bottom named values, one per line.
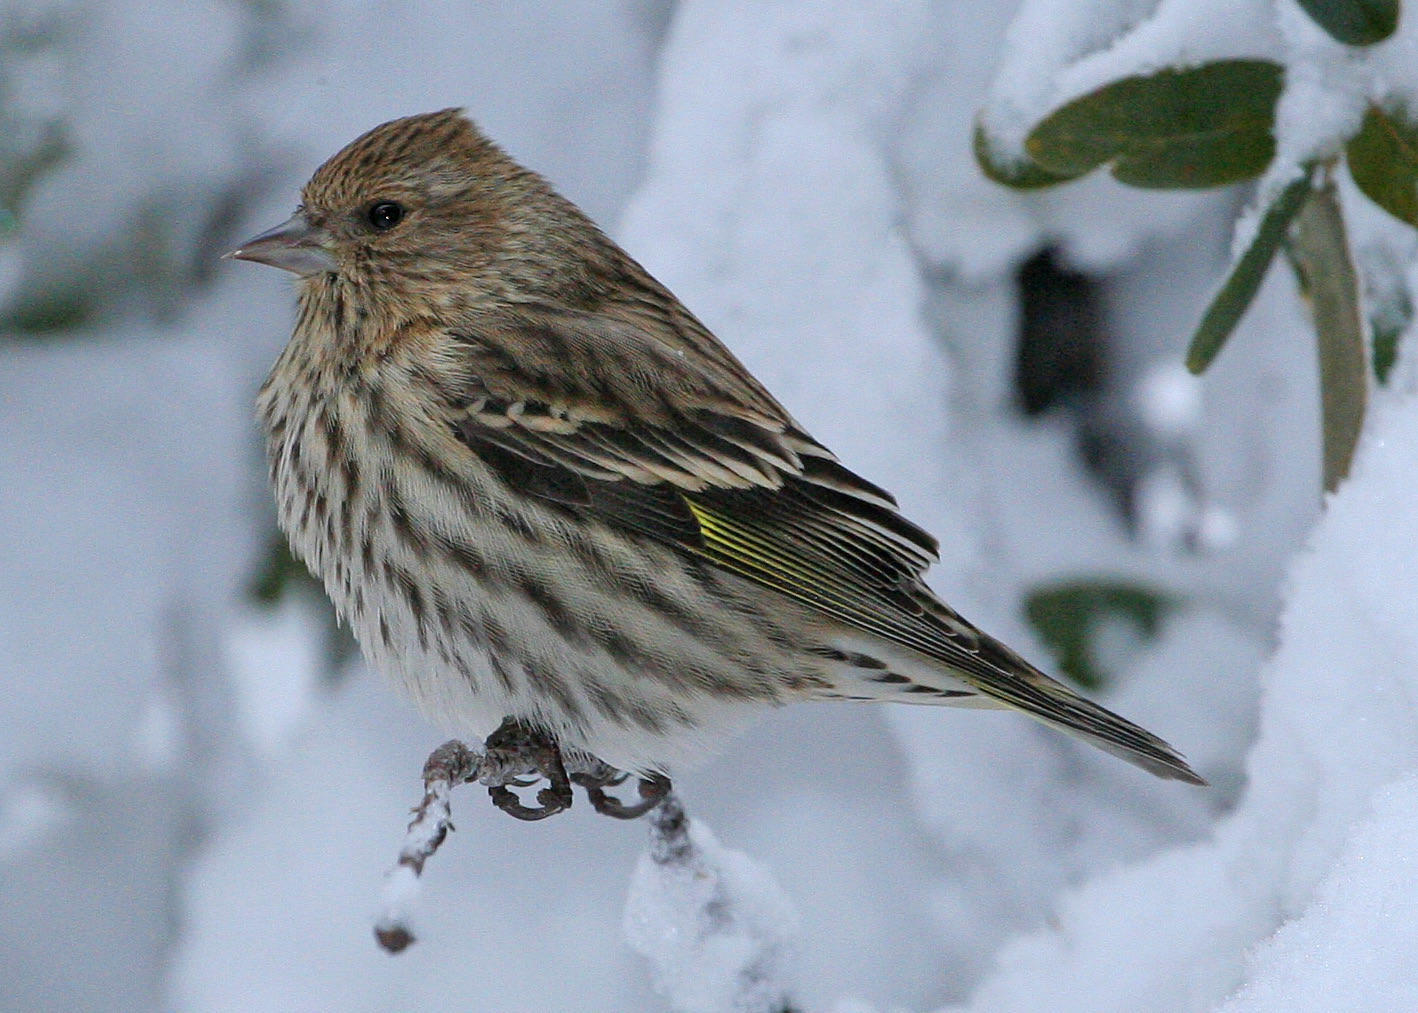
left=951, top=387, right=1418, bottom=1011
left=1134, top=361, right=1204, bottom=437
left=5, top=1, right=1418, bottom=1011
left=170, top=673, right=663, bottom=1012
left=624, top=798, right=799, bottom=1013
left=225, top=599, right=325, bottom=757
left=0, top=780, right=71, bottom=861
left=1218, top=776, right=1418, bottom=1012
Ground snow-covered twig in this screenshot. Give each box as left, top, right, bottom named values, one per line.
left=373, top=739, right=480, bottom=953
left=625, top=795, right=801, bottom=1013
left=372, top=735, right=571, bottom=952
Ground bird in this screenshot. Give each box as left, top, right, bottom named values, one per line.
left=227, top=108, right=1203, bottom=818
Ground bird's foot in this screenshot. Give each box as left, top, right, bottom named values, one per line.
left=477, top=717, right=672, bottom=821
left=570, top=763, right=672, bottom=820
left=481, top=718, right=573, bottom=821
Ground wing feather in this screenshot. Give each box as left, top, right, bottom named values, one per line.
left=441, top=307, right=947, bottom=649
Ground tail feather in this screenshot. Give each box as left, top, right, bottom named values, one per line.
left=945, top=633, right=1205, bottom=785
left=832, top=623, right=1206, bottom=785
left=983, top=671, right=1206, bottom=784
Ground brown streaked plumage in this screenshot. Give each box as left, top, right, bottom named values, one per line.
left=231, top=109, right=1204, bottom=788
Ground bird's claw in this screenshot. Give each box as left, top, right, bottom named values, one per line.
left=481, top=718, right=573, bottom=820
left=487, top=780, right=573, bottom=821
left=571, top=768, right=671, bottom=820
left=480, top=717, right=672, bottom=821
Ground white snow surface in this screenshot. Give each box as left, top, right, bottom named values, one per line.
left=4, top=1, right=1416, bottom=1011
left=624, top=805, right=799, bottom=1013
left=1218, top=775, right=1418, bottom=1012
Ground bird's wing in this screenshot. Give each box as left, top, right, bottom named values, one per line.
left=442, top=305, right=965, bottom=654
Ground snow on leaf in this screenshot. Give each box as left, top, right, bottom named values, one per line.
left=1025, top=60, right=1284, bottom=189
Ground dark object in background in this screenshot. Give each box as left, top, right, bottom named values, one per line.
left=1014, top=247, right=1106, bottom=417
left=1014, top=246, right=1152, bottom=530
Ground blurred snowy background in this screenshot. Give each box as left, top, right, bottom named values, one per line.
left=2, top=1, right=1416, bottom=1010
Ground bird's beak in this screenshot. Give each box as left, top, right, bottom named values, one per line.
left=224, top=211, right=337, bottom=277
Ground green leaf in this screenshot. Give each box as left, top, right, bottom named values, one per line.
left=1026, top=60, right=1283, bottom=189
left=1291, top=182, right=1368, bottom=492
left=1296, top=0, right=1399, bottom=45
left=247, top=533, right=309, bottom=605
left=1, top=286, right=93, bottom=335
left=1024, top=580, right=1174, bottom=690
left=1347, top=104, right=1418, bottom=226
left=973, top=120, right=1075, bottom=189
left=1186, top=174, right=1312, bottom=373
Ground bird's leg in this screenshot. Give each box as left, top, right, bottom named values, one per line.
left=481, top=717, right=574, bottom=821
left=570, top=762, right=672, bottom=820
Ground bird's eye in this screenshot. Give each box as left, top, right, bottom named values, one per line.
left=366, top=201, right=405, bottom=231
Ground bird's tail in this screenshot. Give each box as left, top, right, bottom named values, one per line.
left=959, top=633, right=1205, bottom=784
left=840, top=619, right=1206, bottom=785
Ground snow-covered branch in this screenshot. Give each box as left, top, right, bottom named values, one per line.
left=373, top=740, right=479, bottom=953
left=624, top=795, right=801, bottom=1013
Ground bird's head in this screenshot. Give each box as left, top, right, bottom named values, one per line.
left=227, top=109, right=602, bottom=318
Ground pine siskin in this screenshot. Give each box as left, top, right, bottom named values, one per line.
left=228, top=109, right=1203, bottom=806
